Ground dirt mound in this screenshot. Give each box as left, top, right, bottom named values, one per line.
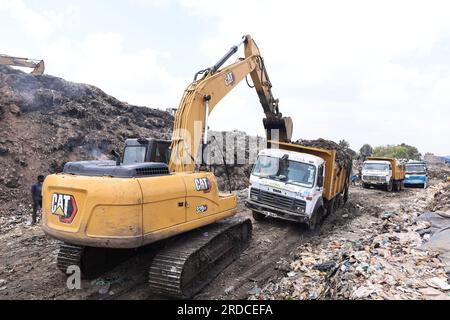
left=429, top=184, right=450, bottom=212
left=0, top=66, right=260, bottom=217
left=294, top=138, right=352, bottom=164
left=0, top=65, right=173, bottom=213
left=207, top=131, right=266, bottom=191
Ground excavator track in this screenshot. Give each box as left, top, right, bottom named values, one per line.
left=148, top=217, right=252, bottom=298
left=57, top=243, right=134, bottom=279
left=57, top=244, right=84, bottom=274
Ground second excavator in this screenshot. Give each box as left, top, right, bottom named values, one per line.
left=41, top=35, right=292, bottom=298
left=0, top=54, right=45, bottom=74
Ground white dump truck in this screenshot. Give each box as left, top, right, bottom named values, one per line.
left=246, top=141, right=351, bottom=230
left=361, top=157, right=405, bottom=191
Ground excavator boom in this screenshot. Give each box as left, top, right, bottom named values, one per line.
left=169, top=35, right=293, bottom=172
left=0, top=54, right=45, bottom=75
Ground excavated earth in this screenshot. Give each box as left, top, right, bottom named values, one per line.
left=1, top=66, right=449, bottom=300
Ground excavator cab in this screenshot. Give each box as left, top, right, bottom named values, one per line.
left=122, top=138, right=171, bottom=165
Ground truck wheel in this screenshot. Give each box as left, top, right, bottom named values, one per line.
left=343, top=185, right=349, bottom=204
left=362, top=183, right=368, bottom=189
left=252, top=211, right=266, bottom=221
left=387, top=180, right=393, bottom=192
left=308, top=207, right=323, bottom=231
left=326, top=199, right=335, bottom=216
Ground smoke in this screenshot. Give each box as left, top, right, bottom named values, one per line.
left=88, top=147, right=109, bottom=160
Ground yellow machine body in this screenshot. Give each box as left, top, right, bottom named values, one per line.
left=42, top=172, right=236, bottom=248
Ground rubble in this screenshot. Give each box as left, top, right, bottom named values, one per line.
left=248, top=178, right=450, bottom=300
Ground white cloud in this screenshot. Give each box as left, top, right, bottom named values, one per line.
left=43, top=32, right=189, bottom=108
left=2, top=0, right=449, bottom=155
left=0, top=0, right=80, bottom=39
left=179, top=0, right=450, bottom=154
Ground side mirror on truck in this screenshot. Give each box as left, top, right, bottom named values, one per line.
left=317, top=164, right=324, bottom=188
left=318, top=175, right=324, bottom=188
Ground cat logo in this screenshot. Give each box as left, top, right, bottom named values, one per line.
left=194, top=177, right=211, bottom=193
left=51, top=193, right=78, bottom=224
left=224, top=71, right=235, bottom=86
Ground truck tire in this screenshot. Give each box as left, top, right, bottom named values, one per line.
left=252, top=211, right=266, bottom=221
left=362, top=183, right=369, bottom=189
left=394, top=181, right=400, bottom=192
left=326, top=198, right=335, bottom=216
left=308, top=207, right=323, bottom=231
left=343, top=185, right=349, bottom=204
left=386, top=179, right=393, bottom=192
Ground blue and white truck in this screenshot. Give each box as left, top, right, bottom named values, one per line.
left=404, top=160, right=428, bottom=188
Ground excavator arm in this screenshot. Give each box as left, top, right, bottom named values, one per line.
left=169, top=35, right=292, bottom=172
left=0, top=54, right=45, bottom=75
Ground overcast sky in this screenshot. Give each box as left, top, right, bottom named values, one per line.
left=1, top=0, right=449, bottom=155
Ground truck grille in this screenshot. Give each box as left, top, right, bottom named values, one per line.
left=250, top=188, right=306, bottom=211
left=363, top=175, right=385, bottom=182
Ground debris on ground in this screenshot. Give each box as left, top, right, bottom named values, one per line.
left=249, top=178, right=450, bottom=300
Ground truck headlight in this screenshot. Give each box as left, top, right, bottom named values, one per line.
left=296, top=206, right=305, bottom=213
left=251, top=194, right=258, bottom=200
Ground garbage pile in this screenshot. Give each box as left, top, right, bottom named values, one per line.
left=249, top=184, right=450, bottom=300
left=207, top=131, right=266, bottom=191
left=417, top=211, right=450, bottom=277
left=0, top=65, right=173, bottom=213
left=429, top=184, right=450, bottom=212
left=294, top=138, right=352, bottom=164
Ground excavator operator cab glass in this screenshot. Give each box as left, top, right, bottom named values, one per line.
left=123, top=146, right=147, bottom=165
left=151, top=142, right=171, bottom=164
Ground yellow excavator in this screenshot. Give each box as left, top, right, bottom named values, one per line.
left=0, top=54, right=45, bottom=74
left=41, top=35, right=292, bottom=298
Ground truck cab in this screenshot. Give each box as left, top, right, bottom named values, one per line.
left=362, top=157, right=405, bottom=191
left=362, top=160, right=392, bottom=188
left=246, top=148, right=325, bottom=225
left=404, top=160, right=428, bottom=188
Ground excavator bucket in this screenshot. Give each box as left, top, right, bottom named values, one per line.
left=0, top=54, right=45, bottom=75
left=263, top=116, right=293, bottom=142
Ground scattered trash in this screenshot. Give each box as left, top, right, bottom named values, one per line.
left=224, top=286, right=234, bottom=295
left=98, top=284, right=110, bottom=295
left=427, top=277, right=450, bottom=291
left=247, top=180, right=450, bottom=300
left=247, top=286, right=261, bottom=296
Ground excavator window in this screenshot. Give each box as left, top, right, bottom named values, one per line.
left=123, top=146, right=147, bottom=165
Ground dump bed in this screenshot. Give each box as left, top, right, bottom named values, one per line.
left=367, top=157, right=405, bottom=180
left=269, top=141, right=351, bottom=201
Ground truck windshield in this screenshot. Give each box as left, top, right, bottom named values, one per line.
left=252, top=155, right=317, bottom=188
left=406, top=164, right=426, bottom=173
left=363, top=163, right=389, bottom=171
left=123, top=146, right=146, bottom=165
